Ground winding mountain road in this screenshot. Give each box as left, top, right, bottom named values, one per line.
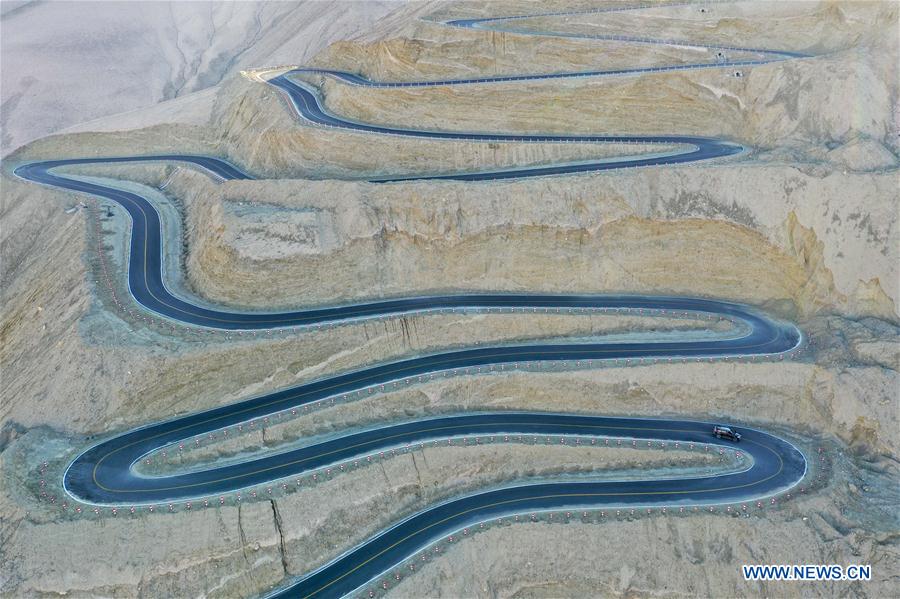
left=12, top=3, right=813, bottom=598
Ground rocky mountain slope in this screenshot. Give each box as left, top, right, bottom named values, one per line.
left=1, top=1, right=897, bottom=597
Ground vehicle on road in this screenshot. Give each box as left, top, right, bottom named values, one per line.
left=713, top=425, right=741, bottom=442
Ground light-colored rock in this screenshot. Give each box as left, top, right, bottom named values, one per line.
left=2, top=1, right=898, bottom=598
left=827, top=136, right=898, bottom=171
left=0, top=0, right=401, bottom=154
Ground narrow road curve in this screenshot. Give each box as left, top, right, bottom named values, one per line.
left=269, top=416, right=805, bottom=599
left=266, top=75, right=744, bottom=182
left=13, top=3, right=813, bottom=598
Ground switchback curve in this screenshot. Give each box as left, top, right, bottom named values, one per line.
left=12, top=2, right=813, bottom=598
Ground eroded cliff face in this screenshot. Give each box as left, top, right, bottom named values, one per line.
left=161, top=163, right=894, bottom=321
left=308, top=1, right=898, bottom=156
left=186, top=0, right=899, bottom=320
left=1, top=0, right=898, bottom=597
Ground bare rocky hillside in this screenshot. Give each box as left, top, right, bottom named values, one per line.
left=1, top=1, right=897, bottom=597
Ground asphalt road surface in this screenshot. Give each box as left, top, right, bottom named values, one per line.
left=71, top=413, right=805, bottom=599
left=266, top=74, right=745, bottom=182
left=11, top=3, right=812, bottom=598
left=20, top=155, right=805, bottom=599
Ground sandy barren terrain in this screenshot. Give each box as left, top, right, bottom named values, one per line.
left=0, top=0, right=398, bottom=155
left=1, top=1, right=897, bottom=597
